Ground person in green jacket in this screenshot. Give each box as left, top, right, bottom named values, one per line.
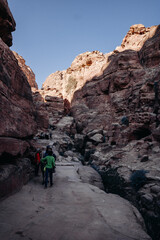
left=41, top=148, right=55, bottom=188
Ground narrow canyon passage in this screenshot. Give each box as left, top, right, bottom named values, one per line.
left=0, top=162, right=151, bottom=240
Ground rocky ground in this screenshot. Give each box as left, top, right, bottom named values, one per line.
left=0, top=161, right=151, bottom=240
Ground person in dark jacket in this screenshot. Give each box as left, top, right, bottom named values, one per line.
left=44, top=145, right=57, bottom=160
left=41, top=148, right=55, bottom=188
left=41, top=146, right=51, bottom=184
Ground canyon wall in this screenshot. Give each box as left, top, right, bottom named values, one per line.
left=0, top=0, right=37, bottom=198
left=70, top=25, right=160, bottom=240
left=40, top=24, right=160, bottom=240
left=0, top=3, right=159, bottom=237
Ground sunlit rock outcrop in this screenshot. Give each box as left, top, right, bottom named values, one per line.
left=43, top=51, right=107, bottom=102
left=13, top=51, right=38, bottom=89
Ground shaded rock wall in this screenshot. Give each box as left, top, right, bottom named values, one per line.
left=32, top=89, right=65, bottom=132
left=0, top=1, right=37, bottom=199
left=0, top=0, right=16, bottom=46
left=0, top=158, right=34, bottom=199
left=40, top=24, right=160, bottom=240
left=70, top=25, right=160, bottom=149
left=69, top=25, right=160, bottom=240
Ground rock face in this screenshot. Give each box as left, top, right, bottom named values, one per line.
left=43, top=51, right=107, bottom=102
left=0, top=0, right=16, bottom=46
left=0, top=39, right=37, bottom=196
left=13, top=51, right=38, bottom=89
left=32, top=88, right=65, bottom=131
left=0, top=1, right=37, bottom=199
left=0, top=39, right=37, bottom=154
left=41, top=24, right=160, bottom=240
left=117, top=24, right=157, bottom=51
left=0, top=158, right=34, bottom=199
left=69, top=24, right=160, bottom=240
left=36, top=51, right=107, bottom=130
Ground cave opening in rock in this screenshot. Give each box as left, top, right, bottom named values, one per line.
left=133, top=127, right=151, bottom=140
left=0, top=152, right=17, bottom=165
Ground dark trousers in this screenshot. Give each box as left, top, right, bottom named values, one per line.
left=45, top=168, right=53, bottom=187
left=41, top=164, right=45, bottom=184
left=35, top=163, right=40, bottom=176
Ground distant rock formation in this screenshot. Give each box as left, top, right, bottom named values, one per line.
left=117, top=24, right=157, bottom=51
left=43, top=51, right=107, bottom=102
left=0, top=0, right=16, bottom=46
left=13, top=51, right=38, bottom=89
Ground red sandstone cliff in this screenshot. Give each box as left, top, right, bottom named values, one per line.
left=0, top=0, right=38, bottom=199
left=0, top=1, right=37, bottom=161
left=38, top=25, right=160, bottom=239
left=13, top=51, right=38, bottom=89
left=41, top=25, right=160, bottom=135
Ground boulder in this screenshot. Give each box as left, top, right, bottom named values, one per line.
left=56, top=116, right=74, bottom=134
left=0, top=137, right=29, bottom=157
left=77, top=165, right=104, bottom=190
left=0, top=158, right=34, bottom=199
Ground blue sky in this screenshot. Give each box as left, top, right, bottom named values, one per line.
left=8, top=0, right=160, bottom=88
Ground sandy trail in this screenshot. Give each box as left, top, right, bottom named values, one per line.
left=0, top=163, right=151, bottom=240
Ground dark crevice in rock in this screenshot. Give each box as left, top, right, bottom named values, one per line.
left=93, top=166, right=160, bottom=240
left=132, top=128, right=151, bottom=140
left=0, top=135, right=34, bottom=141
left=0, top=152, right=17, bottom=165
